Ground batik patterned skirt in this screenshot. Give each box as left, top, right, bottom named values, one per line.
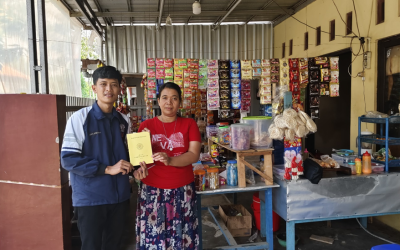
left=135, top=182, right=199, bottom=250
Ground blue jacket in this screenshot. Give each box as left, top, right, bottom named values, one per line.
left=61, top=102, right=131, bottom=207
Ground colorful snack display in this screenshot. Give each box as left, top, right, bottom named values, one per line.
left=207, top=59, right=218, bottom=68
left=321, top=68, right=330, bottom=82
left=271, top=66, right=280, bottom=74
left=242, top=80, right=251, bottom=90
left=156, top=58, right=164, bottom=68
left=184, top=79, right=191, bottom=88
left=179, top=58, right=188, bottom=68
left=208, top=68, right=219, bottom=78
left=208, top=79, right=219, bottom=88
left=174, top=68, right=183, bottom=80
left=260, top=77, right=271, bottom=85
left=148, top=89, right=157, bottom=99
left=231, top=89, right=241, bottom=99
left=242, top=69, right=253, bottom=79
left=253, top=68, right=262, bottom=77
left=241, top=89, right=251, bottom=99
left=241, top=60, right=252, bottom=69
left=330, top=83, right=339, bottom=97
left=190, top=69, right=199, bottom=79
left=231, top=79, right=241, bottom=89
left=270, top=58, right=279, bottom=64
left=220, top=100, right=231, bottom=109
left=219, top=80, right=230, bottom=89
left=147, top=58, right=156, bottom=68
left=289, top=58, right=298, bottom=69
left=261, top=68, right=271, bottom=77
left=300, top=71, right=309, bottom=84
left=299, top=58, right=308, bottom=70
left=219, top=70, right=230, bottom=79
left=147, top=68, right=156, bottom=79
left=231, top=98, right=241, bottom=109
left=330, top=57, right=339, bottom=70
left=165, top=68, right=174, bottom=79
left=198, top=79, right=207, bottom=89
left=188, top=59, right=199, bottom=68
left=199, top=59, right=207, bottom=68
left=310, top=96, right=320, bottom=107
left=252, top=59, right=261, bottom=68
left=260, top=95, right=271, bottom=104
left=331, top=71, right=339, bottom=83
left=190, top=79, right=198, bottom=89
left=199, top=69, right=208, bottom=79
left=241, top=99, right=251, bottom=112
left=207, top=88, right=219, bottom=98
left=219, top=60, right=230, bottom=69
left=164, top=58, right=174, bottom=68
left=230, top=69, right=241, bottom=78
left=207, top=98, right=220, bottom=110
left=230, top=60, right=240, bottom=69
left=175, top=80, right=183, bottom=88
left=156, top=69, right=165, bottom=79
left=220, top=89, right=230, bottom=99
left=319, top=83, right=329, bottom=95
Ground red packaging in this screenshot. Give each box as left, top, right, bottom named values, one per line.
left=190, top=69, right=199, bottom=79
left=241, top=99, right=251, bottom=112
left=184, top=69, right=191, bottom=79
left=147, top=68, right=156, bottom=79
left=147, top=58, right=156, bottom=68
left=242, top=80, right=251, bottom=90
left=156, top=58, right=164, bottom=68
left=156, top=69, right=165, bottom=79
left=148, top=79, right=156, bottom=89
left=190, top=79, right=198, bottom=89
left=241, top=90, right=251, bottom=99
left=188, top=59, right=199, bottom=68
left=290, top=70, right=299, bottom=81
left=164, top=58, right=174, bottom=68
left=289, top=58, right=299, bottom=69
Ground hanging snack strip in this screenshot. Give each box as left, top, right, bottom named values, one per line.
left=219, top=60, right=231, bottom=119
left=207, top=60, right=220, bottom=114
left=297, top=58, right=308, bottom=111
left=199, top=59, right=208, bottom=119
left=189, top=59, right=200, bottom=117
left=308, top=58, right=320, bottom=119
left=288, top=58, right=300, bottom=109
left=329, top=57, right=340, bottom=97
left=260, top=59, right=272, bottom=105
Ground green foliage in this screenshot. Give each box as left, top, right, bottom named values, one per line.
left=81, top=72, right=92, bottom=98
left=81, top=30, right=99, bottom=60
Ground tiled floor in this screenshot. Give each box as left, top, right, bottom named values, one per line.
left=72, top=185, right=400, bottom=250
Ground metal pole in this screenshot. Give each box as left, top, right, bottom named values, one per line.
left=37, top=0, right=49, bottom=94
left=26, top=0, right=39, bottom=93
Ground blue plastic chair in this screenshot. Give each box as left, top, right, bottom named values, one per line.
left=371, top=244, right=400, bottom=250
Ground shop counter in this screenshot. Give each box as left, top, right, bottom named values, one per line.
left=263, top=171, right=400, bottom=250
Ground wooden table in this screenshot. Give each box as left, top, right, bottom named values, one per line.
left=208, top=139, right=274, bottom=188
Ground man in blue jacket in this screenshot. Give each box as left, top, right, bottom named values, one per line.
left=61, top=66, right=148, bottom=250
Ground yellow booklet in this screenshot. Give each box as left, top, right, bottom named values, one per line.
left=127, top=132, right=154, bottom=166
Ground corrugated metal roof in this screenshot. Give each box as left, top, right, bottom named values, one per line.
left=63, top=0, right=308, bottom=26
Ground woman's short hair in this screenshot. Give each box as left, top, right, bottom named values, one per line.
left=157, top=82, right=182, bottom=103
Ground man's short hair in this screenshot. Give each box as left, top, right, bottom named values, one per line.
left=92, top=66, right=122, bottom=85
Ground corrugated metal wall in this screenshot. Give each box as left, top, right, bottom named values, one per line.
left=106, top=24, right=273, bottom=74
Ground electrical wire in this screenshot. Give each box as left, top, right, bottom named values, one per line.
left=331, top=0, right=358, bottom=38
left=352, top=0, right=361, bottom=37
left=356, top=219, right=397, bottom=245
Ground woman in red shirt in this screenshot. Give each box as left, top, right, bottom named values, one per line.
left=136, top=82, right=201, bottom=250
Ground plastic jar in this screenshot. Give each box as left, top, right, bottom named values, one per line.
left=230, top=124, right=252, bottom=150
left=208, top=168, right=220, bottom=190
left=206, top=125, right=218, bottom=139
left=227, top=160, right=238, bottom=186
left=348, top=162, right=356, bottom=175
left=362, top=151, right=372, bottom=174
left=355, top=158, right=362, bottom=174
left=194, top=170, right=206, bottom=191
left=218, top=126, right=230, bottom=145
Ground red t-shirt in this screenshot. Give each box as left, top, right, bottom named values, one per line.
left=138, top=117, right=201, bottom=189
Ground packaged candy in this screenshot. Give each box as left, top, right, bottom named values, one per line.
left=208, top=79, right=219, bottom=88
left=183, top=69, right=190, bottom=79
left=175, top=80, right=183, bottom=88
left=201, top=109, right=207, bottom=116
left=148, top=89, right=157, bottom=99
left=310, top=108, right=319, bottom=119
left=252, top=59, right=261, bottom=68
left=271, top=75, right=280, bottom=83
left=280, top=78, right=289, bottom=85
left=271, top=65, right=280, bottom=74
left=200, top=89, right=207, bottom=100
left=330, top=57, right=339, bottom=70
left=156, top=58, right=164, bottom=68
left=199, top=59, right=208, bottom=69
left=331, top=71, right=339, bottom=83
left=241, top=99, right=251, bottom=112
left=290, top=70, right=299, bottom=81
left=264, top=104, right=272, bottom=116
left=179, top=58, right=188, bottom=68
left=219, top=70, right=230, bottom=79
left=207, top=98, right=220, bottom=110
left=231, top=79, right=241, bottom=89
left=207, top=88, right=219, bottom=98
left=241, top=69, right=252, bottom=79
left=261, top=68, right=271, bottom=77
left=291, top=82, right=300, bottom=93
left=230, top=69, right=241, bottom=78
left=190, top=69, right=199, bottom=79
left=309, top=70, right=319, bottom=82
left=201, top=101, right=207, bottom=109
left=280, top=59, right=289, bottom=69
left=147, top=58, right=156, bottom=68
left=315, top=57, right=328, bottom=65
left=260, top=77, right=270, bottom=85
left=147, top=79, right=157, bottom=89
left=190, top=79, right=198, bottom=89
left=309, top=83, right=319, bottom=95
left=253, top=68, right=262, bottom=77
left=164, top=58, right=174, bottom=68
left=147, top=68, right=156, bottom=79
left=183, top=100, right=191, bottom=109
left=241, top=60, right=252, bottom=69
left=220, top=89, right=230, bottom=100
left=198, top=79, right=207, bottom=89
left=300, top=71, right=309, bottom=84
left=219, top=80, right=230, bottom=89
left=165, top=68, right=174, bottom=79
left=261, top=59, right=270, bottom=68
left=299, top=58, right=308, bottom=70
left=308, top=58, right=319, bottom=70
left=231, top=98, right=241, bottom=109
left=241, top=89, right=251, bottom=99
left=191, top=100, right=196, bottom=108
left=184, top=79, right=191, bottom=88
left=156, top=69, right=165, bottom=79
left=230, top=60, right=240, bottom=69
left=321, top=68, right=330, bottom=82
left=184, top=89, right=193, bottom=99
left=174, top=58, right=180, bottom=68
left=199, top=69, right=208, bottom=79
left=220, top=109, right=232, bottom=119
left=231, top=89, right=241, bottom=99
left=208, top=68, right=219, bottom=78
left=289, top=58, right=298, bottom=69
left=270, top=58, right=279, bottom=64
left=260, top=95, right=271, bottom=104
left=242, top=80, right=251, bottom=90
left=174, top=68, right=183, bottom=80
left=220, top=99, right=231, bottom=109
left=319, top=83, right=329, bottom=95
left=330, top=83, right=339, bottom=97
left=259, top=85, right=271, bottom=95
left=196, top=100, right=201, bottom=109
left=280, top=67, right=289, bottom=79
left=207, top=59, right=218, bottom=68
left=188, top=59, right=199, bottom=68
left=310, top=96, right=320, bottom=107
left=219, top=60, right=230, bottom=69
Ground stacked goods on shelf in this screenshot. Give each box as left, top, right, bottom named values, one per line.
left=219, top=60, right=231, bottom=119
left=189, top=59, right=200, bottom=117
left=199, top=59, right=208, bottom=120
left=288, top=58, right=300, bottom=109
left=260, top=59, right=272, bottom=112
left=308, top=58, right=320, bottom=119
left=145, top=59, right=156, bottom=119
left=299, top=58, right=309, bottom=111
left=116, top=77, right=129, bottom=114
left=207, top=59, right=219, bottom=113
left=329, top=57, right=339, bottom=97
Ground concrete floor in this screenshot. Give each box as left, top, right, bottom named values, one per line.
left=72, top=184, right=400, bottom=250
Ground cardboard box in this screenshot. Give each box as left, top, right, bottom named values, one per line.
left=219, top=205, right=252, bottom=237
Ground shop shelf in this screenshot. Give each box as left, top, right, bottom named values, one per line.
left=359, top=134, right=400, bottom=146
left=359, top=115, right=400, bottom=124
left=372, top=159, right=400, bottom=168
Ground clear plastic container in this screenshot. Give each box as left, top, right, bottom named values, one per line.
left=227, top=160, right=238, bottom=186
left=371, top=163, right=384, bottom=173
left=218, top=126, right=230, bottom=145
left=208, top=168, right=220, bottom=190
left=194, top=170, right=206, bottom=191
left=230, top=124, right=252, bottom=150
left=242, top=116, right=273, bottom=149
left=206, top=125, right=218, bottom=139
